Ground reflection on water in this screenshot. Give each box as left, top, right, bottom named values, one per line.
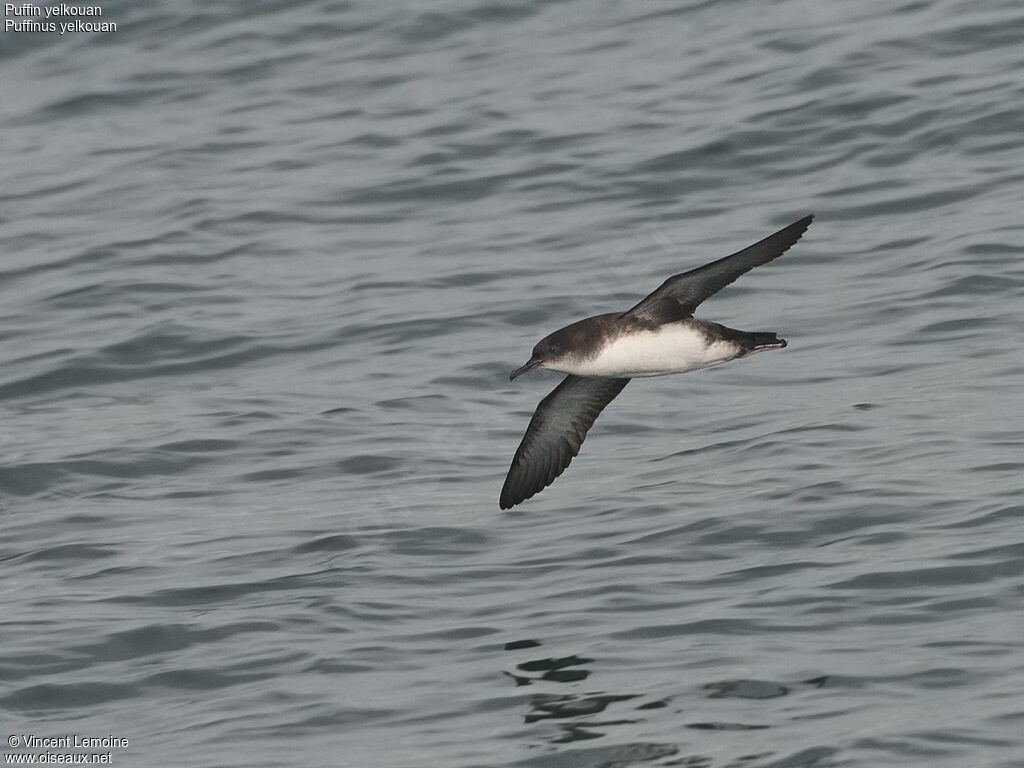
left=504, top=639, right=649, bottom=748
left=503, top=741, right=680, bottom=768
left=502, top=640, right=850, bottom=766
left=703, top=680, right=791, bottom=699
left=517, top=654, right=595, bottom=684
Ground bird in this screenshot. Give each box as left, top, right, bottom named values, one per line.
left=499, top=214, right=813, bottom=510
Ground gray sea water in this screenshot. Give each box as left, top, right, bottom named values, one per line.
left=3, top=1, right=1023, bottom=766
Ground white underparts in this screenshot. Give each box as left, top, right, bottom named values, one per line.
left=550, top=325, right=741, bottom=378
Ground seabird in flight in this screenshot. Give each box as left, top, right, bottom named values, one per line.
left=500, top=214, right=814, bottom=509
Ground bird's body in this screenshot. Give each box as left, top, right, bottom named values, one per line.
left=500, top=214, right=814, bottom=510
left=540, top=314, right=781, bottom=378
left=576, top=319, right=734, bottom=378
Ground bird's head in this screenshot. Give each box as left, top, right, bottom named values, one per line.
left=510, top=329, right=573, bottom=380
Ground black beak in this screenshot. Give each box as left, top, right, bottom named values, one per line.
left=509, top=358, right=541, bottom=381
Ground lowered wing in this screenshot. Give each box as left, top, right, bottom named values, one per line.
left=500, top=375, right=630, bottom=509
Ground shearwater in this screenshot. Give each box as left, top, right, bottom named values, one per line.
left=500, top=214, right=813, bottom=510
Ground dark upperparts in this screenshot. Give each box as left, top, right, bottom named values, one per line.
left=531, top=214, right=813, bottom=354
left=624, top=214, right=813, bottom=323
left=537, top=312, right=656, bottom=357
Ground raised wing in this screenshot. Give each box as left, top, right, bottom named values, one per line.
left=625, top=214, right=813, bottom=323
left=500, top=375, right=630, bottom=509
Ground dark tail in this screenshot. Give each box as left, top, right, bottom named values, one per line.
left=743, top=331, right=787, bottom=355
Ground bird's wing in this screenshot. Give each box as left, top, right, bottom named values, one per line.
left=500, top=375, right=630, bottom=509
left=624, top=214, right=813, bottom=323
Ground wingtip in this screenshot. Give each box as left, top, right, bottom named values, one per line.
left=499, top=480, right=530, bottom=510
left=498, top=479, right=522, bottom=510
left=780, top=213, right=814, bottom=247
left=498, top=493, right=522, bottom=511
